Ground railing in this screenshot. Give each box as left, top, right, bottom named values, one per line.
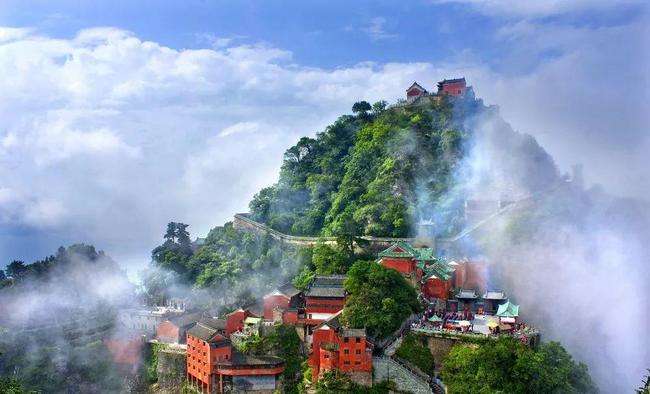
left=234, top=213, right=428, bottom=246
left=374, top=313, right=419, bottom=350
left=392, top=355, right=431, bottom=383
left=374, top=356, right=433, bottom=393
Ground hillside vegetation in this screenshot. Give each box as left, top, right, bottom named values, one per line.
left=249, top=98, right=472, bottom=238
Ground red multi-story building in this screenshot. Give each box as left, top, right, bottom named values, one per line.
left=304, top=275, right=346, bottom=326
left=437, top=77, right=467, bottom=96
left=308, top=312, right=373, bottom=386
left=186, top=318, right=285, bottom=393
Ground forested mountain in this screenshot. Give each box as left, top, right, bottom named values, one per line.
left=248, top=93, right=557, bottom=239
left=146, top=90, right=562, bottom=313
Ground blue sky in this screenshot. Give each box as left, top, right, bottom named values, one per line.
left=0, top=0, right=647, bottom=266
left=2, top=0, right=643, bottom=71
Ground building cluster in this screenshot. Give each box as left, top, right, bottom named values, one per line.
left=378, top=241, right=521, bottom=319
left=405, top=77, right=469, bottom=104
left=108, top=237, right=527, bottom=392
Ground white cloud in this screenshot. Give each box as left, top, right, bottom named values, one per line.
left=0, top=26, right=439, bottom=268
left=0, top=27, right=32, bottom=43
left=218, top=121, right=261, bottom=137
left=361, top=17, right=398, bottom=41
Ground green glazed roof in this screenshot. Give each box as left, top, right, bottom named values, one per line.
left=378, top=241, right=419, bottom=258
left=496, top=301, right=519, bottom=318
left=380, top=241, right=453, bottom=280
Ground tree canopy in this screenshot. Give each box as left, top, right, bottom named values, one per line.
left=341, top=260, right=420, bottom=339
left=441, top=337, right=596, bottom=394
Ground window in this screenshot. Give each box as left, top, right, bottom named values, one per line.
left=355, top=361, right=361, bottom=365
left=356, top=349, right=361, bottom=354
left=343, top=349, right=349, bottom=354
left=356, top=338, right=361, bottom=343
left=344, top=338, right=349, bottom=343
left=344, top=361, right=350, bottom=365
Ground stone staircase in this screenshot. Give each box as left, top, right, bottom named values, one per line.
left=384, top=335, right=403, bottom=356
left=373, top=356, right=433, bottom=394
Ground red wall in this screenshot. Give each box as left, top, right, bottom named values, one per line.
left=309, top=327, right=372, bottom=382
left=380, top=257, right=416, bottom=276
left=187, top=333, right=233, bottom=393
left=226, top=310, right=250, bottom=335
left=423, top=277, right=452, bottom=300
left=283, top=310, right=298, bottom=324
left=156, top=321, right=180, bottom=343
left=407, top=88, right=424, bottom=98
left=263, top=294, right=290, bottom=320
left=105, top=337, right=142, bottom=367
left=187, top=333, right=215, bottom=393
left=318, top=348, right=338, bottom=375
left=440, top=81, right=466, bottom=96
left=305, top=297, right=345, bottom=314
left=338, top=336, right=372, bottom=373
left=454, top=261, right=487, bottom=292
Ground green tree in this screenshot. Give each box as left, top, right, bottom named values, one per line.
left=441, top=337, right=596, bottom=394
left=351, top=101, right=372, bottom=118
left=341, top=261, right=420, bottom=339
left=395, top=333, right=435, bottom=376
left=0, top=376, right=35, bottom=394
left=637, top=369, right=650, bottom=394
left=311, top=243, right=350, bottom=275
left=372, top=100, right=388, bottom=116
left=6, top=260, right=27, bottom=279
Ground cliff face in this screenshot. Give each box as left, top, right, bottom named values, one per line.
left=153, top=346, right=187, bottom=393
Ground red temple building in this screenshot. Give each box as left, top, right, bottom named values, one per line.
left=186, top=318, right=285, bottom=393
left=304, top=275, right=346, bottom=326
left=437, top=77, right=467, bottom=96
left=406, top=82, right=428, bottom=102
left=483, top=290, right=507, bottom=315
left=308, top=312, right=373, bottom=386
left=378, top=241, right=454, bottom=299
left=452, top=259, right=488, bottom=293
left=262, top=282, right=302, bottom=322
left=404, top=78, right=469, bottom=103
left=156, top=311, right=203, bottom=344
left=225, top=308, right=257, bottom=336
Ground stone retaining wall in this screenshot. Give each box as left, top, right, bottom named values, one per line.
left=233, top=213, right=421, bottom=250
left=373, top=356, right=433, bottom=394
left=425, top=336, right=459, bottom=371
left=156, top=346, right=187, bottom=392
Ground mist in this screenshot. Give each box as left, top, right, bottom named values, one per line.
left=445, top=107, right=650, bottom=392
left=0, top=245, right=137, bottom=391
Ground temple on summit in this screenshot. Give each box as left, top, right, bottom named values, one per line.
left=405, top=77, right=469, bottom=103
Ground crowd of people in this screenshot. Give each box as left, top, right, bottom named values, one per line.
left=409, top=299, right=538, bottom=343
